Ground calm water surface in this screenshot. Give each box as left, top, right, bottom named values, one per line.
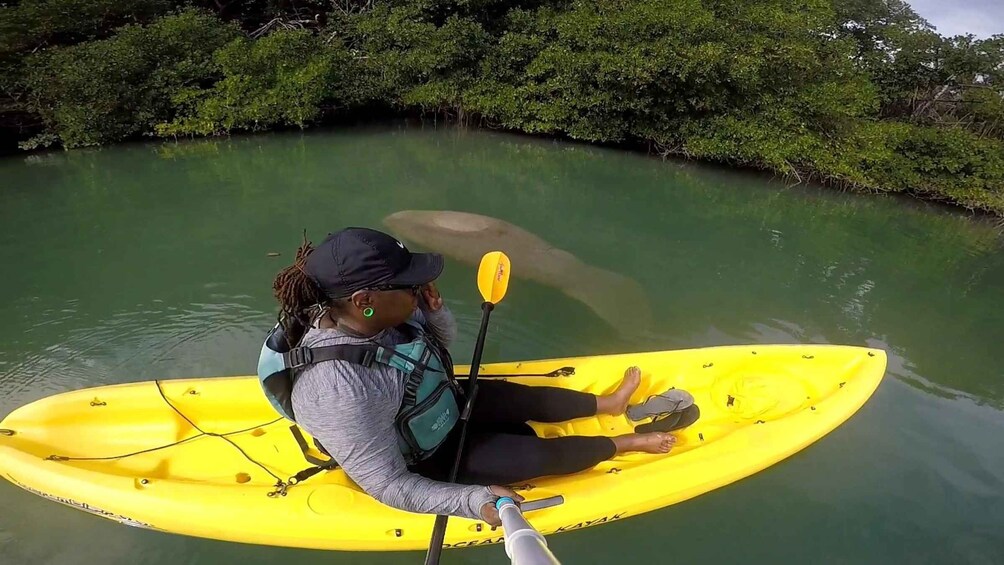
left=1, top=126, right=1002, bottom=564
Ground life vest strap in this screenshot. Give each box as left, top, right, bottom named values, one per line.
left=282, top=343, right=377, bottom=370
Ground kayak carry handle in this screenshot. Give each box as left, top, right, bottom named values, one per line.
left=519, top=495, right=564, bottom=513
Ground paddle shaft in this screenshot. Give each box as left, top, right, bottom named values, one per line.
left=423, top=301, right=494, bottom=565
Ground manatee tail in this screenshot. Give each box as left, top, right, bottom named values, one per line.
left=562, top=265, right=654, bottom=338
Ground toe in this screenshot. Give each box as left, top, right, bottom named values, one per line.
left=622, top=368, right=641, bottom=393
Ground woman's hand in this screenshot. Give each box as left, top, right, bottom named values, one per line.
left=479, top=485, right=524, bottom=527
left=420, top=282, right=444, bottom=312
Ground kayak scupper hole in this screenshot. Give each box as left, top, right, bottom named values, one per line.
left=236, top=473, right=251, bottom=484
left=134, top=478, right=151, bottom=489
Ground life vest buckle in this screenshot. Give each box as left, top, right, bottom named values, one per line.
left=284, top=346, right=314, bottom=369
left=360, top=348, right=375, bottom=367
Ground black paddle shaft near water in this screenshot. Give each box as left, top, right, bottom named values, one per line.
left=423, top=301, right=495, bottom=565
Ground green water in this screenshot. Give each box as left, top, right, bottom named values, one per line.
left=1, top=126, right=1002, bottom=564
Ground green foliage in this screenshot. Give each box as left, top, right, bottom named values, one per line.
left=158, top=30, right=351, bottom=136
left=24, top=10, right=239, bottom=147
left=4, top=0, right=1003, bottom=214
left=0, top=0, right=179, bottom=146
left=858, top=123, right=1004, bottom=211
left=0, top=0, right=176, bottom=56
left=17, top=132, right=60, bottom=151
left=831, top=0, right=1004, bottom=139
left=347, top=4, right=492, bottom=109
left=464, top=0, right=874, bottom=142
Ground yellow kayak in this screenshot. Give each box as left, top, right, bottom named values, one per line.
left=0, top=344, right=885, bottom=551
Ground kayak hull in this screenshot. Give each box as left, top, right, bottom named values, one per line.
left=0, top=344, right=886, bottom=551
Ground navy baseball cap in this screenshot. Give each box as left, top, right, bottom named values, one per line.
left=303, top=228, right=444, bottom=299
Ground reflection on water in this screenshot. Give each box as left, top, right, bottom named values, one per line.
left=0, top=295, right=272, bottom=416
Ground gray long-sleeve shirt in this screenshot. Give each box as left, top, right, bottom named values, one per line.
left=290, top=306, right=495, bottom=520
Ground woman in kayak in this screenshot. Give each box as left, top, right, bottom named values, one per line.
left=270, top=227, right=678, bottom=525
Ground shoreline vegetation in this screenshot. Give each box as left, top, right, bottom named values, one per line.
left=2, top=1, right=1002, bottom=215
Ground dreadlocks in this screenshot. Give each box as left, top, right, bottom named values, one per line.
left=272, top=233, right=327, bottom=333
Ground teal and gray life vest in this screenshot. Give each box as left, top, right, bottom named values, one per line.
left=256, top=319, right=461, bottom=464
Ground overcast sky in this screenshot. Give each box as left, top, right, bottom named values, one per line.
left=907, top=0, right=1004, bottom=38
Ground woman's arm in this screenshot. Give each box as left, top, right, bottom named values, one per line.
left=294, top=363, right=492, bottom=519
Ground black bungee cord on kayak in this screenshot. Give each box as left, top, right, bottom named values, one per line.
left=44, top=380, right=295, bottom=497
left=460, top=366, right=575, bottom=379
left=41, top=359, right=577, bottom=497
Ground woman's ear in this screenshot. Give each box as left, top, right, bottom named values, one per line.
left=350, top=290, right=374, bottom=311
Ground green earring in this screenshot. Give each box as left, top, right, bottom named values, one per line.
left=363, top=307, right=374, bottom=318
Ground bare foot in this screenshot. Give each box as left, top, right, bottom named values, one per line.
left=611, top=432, right=676, bottom=455
left=597, top=366, right=642, bottom=416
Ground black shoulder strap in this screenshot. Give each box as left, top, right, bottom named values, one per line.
left=282, top=343, right=379, bottom=370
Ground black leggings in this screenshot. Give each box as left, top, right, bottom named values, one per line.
left=410, top=381, right=617, bottom=485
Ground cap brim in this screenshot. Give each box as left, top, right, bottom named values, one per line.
left=387, top=252, right=444, bottom=286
